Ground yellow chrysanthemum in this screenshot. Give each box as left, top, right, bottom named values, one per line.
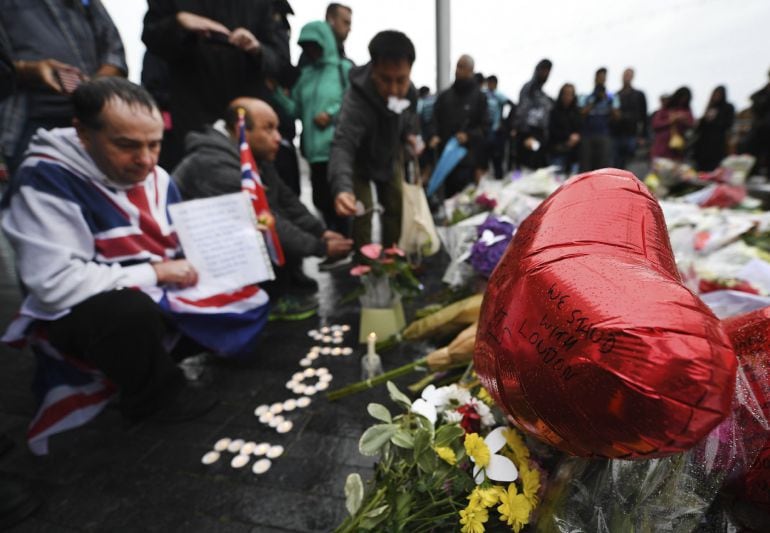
left=497, top=482, right=533, bottom=532
left=503, top=428, right=530, bottom=462
left=519, top=463, right=541, bottom=505
left=469, top=486, right=499, bottom=508
left=434, top=446, right=457, bottom=466
left=464, top=433, right=490, bottom=468
left=459, top=499, right=489, bottom=533
left=477, top=387, right=495, bottom=406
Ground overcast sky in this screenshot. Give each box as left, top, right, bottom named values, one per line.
left=103, top=0, right=769, bottom=114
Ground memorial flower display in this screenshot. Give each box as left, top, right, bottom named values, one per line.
left=337, top=382, right=543, bottom=532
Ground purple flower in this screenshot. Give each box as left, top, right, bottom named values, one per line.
left=469, top=216, right=516, bottom=278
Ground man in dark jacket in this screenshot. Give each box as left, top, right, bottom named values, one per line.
left=328, top=30, right=419, bottom=248
left=142, top=0, right=291, bottom=170
left=173, top=98, right=352, bottom=311
left=611, top=67, right=648, bottom=169
left=515, top=59, right=553, bottom=170
left=0, top=0, right=127, bottom=174
left=743, top=69, right=770, bottom=175
left=429, top=55, right=489, bottom=196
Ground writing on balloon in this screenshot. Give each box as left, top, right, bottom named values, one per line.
left=546, top=283, right=617, bottom=354
left=512, top=317, right=579, bottom=382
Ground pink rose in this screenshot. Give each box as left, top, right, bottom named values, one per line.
left=360, top=243, right=383, bottom=260
left=350, top=265, right=372, bottom=276
left=384, top=244, right=406, bottom=257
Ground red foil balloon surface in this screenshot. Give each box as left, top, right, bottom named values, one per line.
left=722, top=308, right=770, bottom=513
left=475, top=169, right=737, bottom=458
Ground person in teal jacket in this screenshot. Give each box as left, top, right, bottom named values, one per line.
left=274, top=20, right=352, bottom=235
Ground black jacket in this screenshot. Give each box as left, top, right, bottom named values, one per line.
left=548, top=103, right=582, bottom=154
left=612, top=87, right=648, bottom=138
left=432, top=79, right=489, bottom=167
left=142, top=0, right=290, bottom=145
left=328, top=63, right=417, bottom=198
left=173, top=126, right=327, bottom=260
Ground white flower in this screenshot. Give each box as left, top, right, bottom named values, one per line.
left=443, top=410, right=463, bottom=424
left=472, top=426, right=519, bottom=484
left=410, top=398, right=437, bottom=425
left=422, top=384, right=472, bottom=414
left=469, top=399, right=496, bottom=428
left=480, top=411, right=496, bottom=428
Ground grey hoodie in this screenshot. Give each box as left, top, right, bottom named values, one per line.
left=327, top=63, right=418, bottom=199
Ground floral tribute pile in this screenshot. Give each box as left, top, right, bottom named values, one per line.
left=338, top=381, right=542, bottom=532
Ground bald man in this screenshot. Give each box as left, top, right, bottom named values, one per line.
left=173, top=97, right=352, bottom=313
left=429, top=54, right=489, bottom=197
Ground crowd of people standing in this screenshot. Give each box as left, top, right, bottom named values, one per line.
left=420, top=60, right=770, bottom=185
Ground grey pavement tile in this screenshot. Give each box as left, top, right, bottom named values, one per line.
left=8, top=518, right=81, bottom=533
left=229, top=486, right=345, bottom=532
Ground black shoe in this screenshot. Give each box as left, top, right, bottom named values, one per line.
left=0, top=476, right=41, bottom=530
left=151, top=385, right=219, bottom=423
left=318, top=254, right=353, bottom=272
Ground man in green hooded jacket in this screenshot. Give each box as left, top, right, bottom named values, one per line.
left=274, top=20, right=352, bottom=237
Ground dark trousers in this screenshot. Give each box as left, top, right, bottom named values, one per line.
left=310, top=161, right=349, bottom=235
left=45, top=290, right=193, bottom=419
left=444, top=164, right=475, bottom=198
left=487, top=130, right=506, bottom=179
left=580, top=135, right=612, bottom=172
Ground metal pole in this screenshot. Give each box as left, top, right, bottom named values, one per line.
left=435, top=0, right=450, bottom=91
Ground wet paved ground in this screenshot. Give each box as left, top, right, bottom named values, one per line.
left=0, top=229, right=449, bottom=532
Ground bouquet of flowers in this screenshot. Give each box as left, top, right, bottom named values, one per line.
left=468, top=216, right=517, bottom=278
left=351, top=244, right=423, bottom=308
left=338, top=381, right=543, bottom=532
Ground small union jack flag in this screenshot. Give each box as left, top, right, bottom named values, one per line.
left=238, top=108, right=285, bottom=266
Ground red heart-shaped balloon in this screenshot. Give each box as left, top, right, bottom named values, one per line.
left=475, top=169, right=737, bottom=458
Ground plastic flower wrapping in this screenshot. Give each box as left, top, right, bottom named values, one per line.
left=468, top=216, right=516, bottom=278
left=339, top=381, right=545, bottom=532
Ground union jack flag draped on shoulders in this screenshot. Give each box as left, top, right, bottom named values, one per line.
left=238, top=108, right=285, bottom=266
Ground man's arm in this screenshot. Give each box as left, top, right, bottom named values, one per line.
left=328, top=91, right=369, bottom=214
left=172, top=150, right=242, bottom=200
left=246, top=0, right=290, bottom=81
left=142, top=0, right=220, bottom=62
left=90, top=0, right=128, bottom=76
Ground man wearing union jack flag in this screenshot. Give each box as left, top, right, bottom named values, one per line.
left=1, top=79, right=272, bottom=454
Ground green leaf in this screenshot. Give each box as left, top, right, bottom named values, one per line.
left=344, top=473, right=364, bottom=516
left=359, top=424, right=398, bottom=456
left=416, top=446, right=437, bottom=473
left=366, top=403, right=392, bottom=423
left=413, top=428, right=431, bottom=462
left=390, top=429, right=415, bottom=449
left=364, top=504, right=389, bottom=519
left=395, top=491, right=412, bottom=522
left=386, top=381, right=412, bottom=408
left=435, top=424, right=465, bottom=447
left=360, top=504, right=390, bottom=530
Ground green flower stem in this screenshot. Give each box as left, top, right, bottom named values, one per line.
left=326, top=357, right=429, bottom=401
left=335, top=486, right=387, bottom=533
